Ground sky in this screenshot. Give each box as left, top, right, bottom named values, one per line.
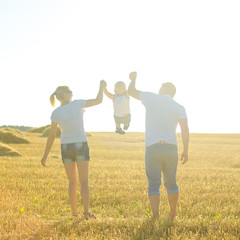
left=0, top=0, right=240, bottom=133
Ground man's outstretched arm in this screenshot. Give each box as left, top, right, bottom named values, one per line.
left=179, top=119, right=189, bottom=164
left=128, top=72, right=141, bottom=100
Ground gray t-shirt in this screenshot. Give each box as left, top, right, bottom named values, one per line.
left=140, top=92, right=187, bottom=147
left=51, top=100, right=87, bottom=144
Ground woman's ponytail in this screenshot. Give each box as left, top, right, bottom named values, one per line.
left=50, top=92, right=56, bottom=107
left=49, top=86, right=70, bottom=107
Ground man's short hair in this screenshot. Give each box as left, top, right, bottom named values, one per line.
left=160, top=82, right=176, bottom=97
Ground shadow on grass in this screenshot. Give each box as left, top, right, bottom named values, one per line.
left=133, top=218, right=175, bottom=240
left=132, top=218, right=228, bottom=240
left=50, top=216, right=220, bottom=239
left=49, top=216, right=222, bottom=239
left=51, top=217, right=176, bottom=239
left=52, top=217, right=83, bottom=234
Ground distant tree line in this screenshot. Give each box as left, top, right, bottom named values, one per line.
left=0, top=125, right=32, bottom=132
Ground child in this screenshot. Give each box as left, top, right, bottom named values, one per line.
left=103, top=81, right=131, bottom=134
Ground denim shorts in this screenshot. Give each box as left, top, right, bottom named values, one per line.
left=61, top=142, right=90, bottom=164
left=145, top=143, right=179, bottom=196
left=114, top=113, right=131, bottom=125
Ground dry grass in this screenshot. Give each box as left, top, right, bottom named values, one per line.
left=0, top=128, right=30, bottom=144
left=41, top=126, right=61, bottom=138
left=29, top=125, right=91, bottom=138
left=0, top=142, right=21, bottom=157
left=2, top=127, right=24, bottom=135
left=0, top=132, right=240, bottom=239
left=28, top=125, right=50, bottom=133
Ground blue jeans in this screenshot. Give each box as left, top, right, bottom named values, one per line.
left=145, top=143, right=179, bottom=196
left=61, top=142, right=90, bottom=164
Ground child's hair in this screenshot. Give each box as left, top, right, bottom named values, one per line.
left=115, top=81, right=126, bottom=90
left=50, top=86, right=71, bottom=107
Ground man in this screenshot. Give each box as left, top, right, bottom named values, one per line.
left=128, top=72, right=189, bottom=222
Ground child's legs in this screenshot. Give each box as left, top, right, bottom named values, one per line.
left=114, top=115, right=121, bottom=128
left=64, top=161, right=78, bottom=216
left=123, top=114, right=131, bottom=130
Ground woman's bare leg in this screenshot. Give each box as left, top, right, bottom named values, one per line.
left=76, top=161, right=90, bottom=215
left=64, top=162, right=78, bottom=216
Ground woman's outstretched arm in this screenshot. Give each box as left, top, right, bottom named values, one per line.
left=85, top=80, right=106, bottom=107
left=103, top=83, right=114, bottom=100
left=41, top=121, right=58, bottom=167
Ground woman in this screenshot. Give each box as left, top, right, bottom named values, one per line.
left=41, top=80, right=106, bottom=219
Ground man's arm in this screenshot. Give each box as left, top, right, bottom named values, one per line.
left=127, top=72, right=141, bottom=100
left=179, top=119, right=189, bottom=164
left=85, top=80, right=106, bottom=107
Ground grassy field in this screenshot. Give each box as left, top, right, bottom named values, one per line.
left=0, top=131, right=240, bottom=239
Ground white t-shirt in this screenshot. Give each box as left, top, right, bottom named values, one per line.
left=51, top=100, right=88, bottom=144
left=140, top=92, right=187, bottom=147
left=113, top=94, right=130, bottom=117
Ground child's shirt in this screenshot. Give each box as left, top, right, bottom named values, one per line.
left=113, top=94, right=130, bottom=117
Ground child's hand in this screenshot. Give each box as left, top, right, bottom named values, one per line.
left=100, top=80, right=107, bottom=88
left=129, top=72, right=137, bottom=81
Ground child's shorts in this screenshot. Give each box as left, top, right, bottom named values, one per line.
left=114, top=113, right=131, bottom=125
left=61, top=142, right=90, bottom=164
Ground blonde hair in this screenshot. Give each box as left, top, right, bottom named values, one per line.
left=159, top=82, right=176, bottom=97
left=49, top=86, right=71, bottom=107
left=115, top=81, right=126, bottom=90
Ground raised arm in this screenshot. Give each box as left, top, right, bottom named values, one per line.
left=128, top=72, right=141, bottom=100
left=178, top=119, right=189, bottom=164
left=41, top=121, right=58, bottom=167
left=103, top=84, right=114, bottom=100
left=85, top=80, right=106, bottom=108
